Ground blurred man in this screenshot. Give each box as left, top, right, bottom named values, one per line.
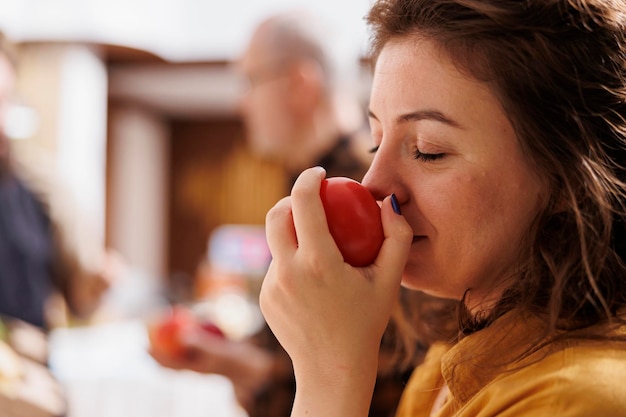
left=238, top=9, right=371, bottom=185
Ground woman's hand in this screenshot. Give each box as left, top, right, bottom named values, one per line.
left=259, top=167, right=413, bottom=417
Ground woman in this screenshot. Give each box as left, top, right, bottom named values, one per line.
left=260, top=0, right=626, bottom=416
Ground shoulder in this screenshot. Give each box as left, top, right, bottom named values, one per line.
left=11, top=141, right=100, bottom=268
left=470, top=342, right=626, bottom=416
left=320, top=132, right=373, bottom=181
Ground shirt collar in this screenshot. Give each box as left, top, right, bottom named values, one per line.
left=440, top=311, right=551, bottom=406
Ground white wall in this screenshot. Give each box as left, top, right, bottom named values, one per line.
left=56, top=45, right=108, bottom=246
left=0, top=0, right=372, bottom=62
left=109, top=106, right=170, bottom=282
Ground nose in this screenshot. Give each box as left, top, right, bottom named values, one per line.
left=362, top=145, right=406, bottom=204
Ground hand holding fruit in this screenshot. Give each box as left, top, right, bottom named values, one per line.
left=260, top=167, right=413, bottom=384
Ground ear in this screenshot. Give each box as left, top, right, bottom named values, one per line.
left=287, top=59, right=324, bottom=116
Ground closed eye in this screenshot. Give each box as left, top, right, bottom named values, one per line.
left=413, top=149, right=445, bottom=162
left=370, top=145, right=444, bottom=162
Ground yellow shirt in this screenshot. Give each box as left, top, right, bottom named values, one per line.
left=396, top=314, right=626, bottom=417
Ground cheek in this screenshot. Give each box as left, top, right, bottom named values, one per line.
left=453, top=170, right=541, bottom=269
left=422, top=172, right=491, bottom=227
left=250, top=104, right=283, bottom=138
left=426, top=171, right=529, bottom=262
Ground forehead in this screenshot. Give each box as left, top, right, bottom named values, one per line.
left=239, top=26, right=277, bottom=71
left=372, top=37, right=464, bottom=97
left=369, top=37, right=498, bottom=118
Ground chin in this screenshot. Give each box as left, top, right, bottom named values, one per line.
left=400, top=270, right=460, bottom=301
left=400, top=272, right=432, bottom=292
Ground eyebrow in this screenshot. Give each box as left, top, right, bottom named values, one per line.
left=368, top=109, right=464, bottom=129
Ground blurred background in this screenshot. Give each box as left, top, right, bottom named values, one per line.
left=0, top=0, right=372, bottom=296
left=0, top=1, right=375, bottom=416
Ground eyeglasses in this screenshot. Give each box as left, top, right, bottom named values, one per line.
left=241, top=67, right=290, bottom=93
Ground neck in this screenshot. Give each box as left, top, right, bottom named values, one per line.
left=285, top=126, right=340, bottom=175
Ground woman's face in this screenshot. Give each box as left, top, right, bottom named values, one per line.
left=362, top=37, right=546, bottom=307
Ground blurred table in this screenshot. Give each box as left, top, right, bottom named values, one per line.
left=48, top=320, right=247, bottom=417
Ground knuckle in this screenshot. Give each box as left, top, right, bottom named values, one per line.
left=265, top=197, right=291, bottom=223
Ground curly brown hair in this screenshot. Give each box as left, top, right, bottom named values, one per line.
left=366, top=0, right=626, bottom=342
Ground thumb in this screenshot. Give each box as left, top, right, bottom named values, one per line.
left=373, top=194, right=413, bottom=294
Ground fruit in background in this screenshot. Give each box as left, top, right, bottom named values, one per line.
left=148, top=305, right=227, bottom=359
left=199, top=321, right=226, bottom=338
left=319, top=177, right=385, bottom=267
left=148, top=306, right=196, bottom=359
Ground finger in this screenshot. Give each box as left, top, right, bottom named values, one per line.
left=265, top=196, right=298, bottom=261
left=373, top=195, right=413, bottom=293
left=289, top=167, right=337, bottom=254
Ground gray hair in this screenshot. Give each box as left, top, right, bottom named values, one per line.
left=256, top=9, right=362, bottom=95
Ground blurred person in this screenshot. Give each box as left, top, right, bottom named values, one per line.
left=0, top=31, right=119, bottom=335
left=237, top=9, right=371, bottom=185
left=149, top=9, right=456, bottom=417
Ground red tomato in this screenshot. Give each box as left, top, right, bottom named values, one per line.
left=319, top=177, right=384, bottom=266
left=149, top=306, right=195, bottom=359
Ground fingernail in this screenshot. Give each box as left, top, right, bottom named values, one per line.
left=391, top=194, right=401, bottom=215
left=313, top=166, right=326, bottom=175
